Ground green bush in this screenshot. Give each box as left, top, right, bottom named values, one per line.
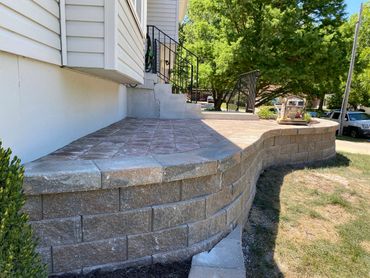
left=257, top=106, right=277, bottom=119
left=0, top=142, right=46, bottom=277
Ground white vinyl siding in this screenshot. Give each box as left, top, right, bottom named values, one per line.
left=65, top=0, right=105, bottom=68
left=0, top=0, right=61, bottom=65
left=147, top=0, right=178, bottom=40
left=117, top=0, right=144, bottom=83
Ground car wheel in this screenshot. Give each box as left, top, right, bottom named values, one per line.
left=350, top=129, right=358, bottom=138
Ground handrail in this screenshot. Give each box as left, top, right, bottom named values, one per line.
left=146, top=25, right=199, bottom=102
left=225, top=70, right=260, bottom=113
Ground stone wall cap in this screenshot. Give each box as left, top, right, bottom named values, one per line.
left=24, top=160, right=101, bottom=195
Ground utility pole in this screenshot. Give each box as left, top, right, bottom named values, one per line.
left=339, top=3, right=363, bottom=135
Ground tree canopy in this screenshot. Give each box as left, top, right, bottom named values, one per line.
left=328, top=2, right=370, bottom=109
left=182, top=0, right=349, bottom=110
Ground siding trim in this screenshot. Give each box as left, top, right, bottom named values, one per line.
left=104, top=0, right=117, bottom=69
left=125, top=0, right=144, bottom=38
left=60, top=0, right=68, bottom=65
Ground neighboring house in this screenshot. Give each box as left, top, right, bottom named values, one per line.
left=0, top=0, right=199, bottom=163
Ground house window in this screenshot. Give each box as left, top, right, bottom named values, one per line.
left=131, top=0, right=143, bottom=25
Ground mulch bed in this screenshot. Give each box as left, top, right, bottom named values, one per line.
left=51, top=261, right=192, bottom=278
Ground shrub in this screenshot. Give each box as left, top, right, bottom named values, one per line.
left=0, top=142, right=46, bottom=277
left=257, top=106, right=277, bottom=119
left=304, top=113, right=312, bottom=123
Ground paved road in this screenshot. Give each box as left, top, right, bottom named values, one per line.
left=336, top=138, right=370, bottom=155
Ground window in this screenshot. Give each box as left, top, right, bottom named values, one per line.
left=131, top=0, right=143, bottom=26
left=332, top=112, right=340, bottom=120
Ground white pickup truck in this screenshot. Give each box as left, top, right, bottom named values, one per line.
left=329, top=111, right=370, bottom=138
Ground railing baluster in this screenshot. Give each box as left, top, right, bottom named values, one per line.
left=145, top=25, right=199, bottom=102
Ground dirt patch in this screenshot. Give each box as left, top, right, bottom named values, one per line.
left=316, top=204, right=354, bottom=225
left=360, top=241, right=370, bottom=253
left=282, top=216, right=340, bottom=244
left=51, top=261, right=191, bottom=278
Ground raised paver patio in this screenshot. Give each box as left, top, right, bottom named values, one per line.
left=36, top=118, right=334, bottom=162
left=23, top=118, right=338, bottom=275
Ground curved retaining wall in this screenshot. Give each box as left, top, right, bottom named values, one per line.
left=23, top=121, right=337, bottom=275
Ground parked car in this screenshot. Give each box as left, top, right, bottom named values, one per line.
left=307, top=111, right=319, bottom=118
left=207, top=96, right=214, bottom=103
left=329, top=111, right=370, bottom=138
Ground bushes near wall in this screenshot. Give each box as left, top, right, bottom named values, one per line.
left=0, top=142, right=46, bottom=277
left=257, top=106, right=277, bottom=119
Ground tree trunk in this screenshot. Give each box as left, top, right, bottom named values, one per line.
left=214, top=98, right=223, bottom=111
left=318, top=94, right=325, bottom=111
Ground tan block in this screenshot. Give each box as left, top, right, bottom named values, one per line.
left=280, top=143, right=298, bottom=154
left=22, top=195, right=42, bottom=221
left=188, top=210, right=227, bottom=245
left=206, top=187, right=232, bottom=217
left=31, top=216, right=82, bottom=247
left=274, top=135, right=291, bottom=146
left=53, top=238, right=127, bottom=273
left=153, top=198, right=205, bottom=231
left=263, top=137, right=275, bottom=147
left=222, top=164, right=241, bottom=187
left=127, top=226, right=187, bottom=259
left=120, top=181, right=181, bottom=210
left=43, top=189, right=119, bottom=219
left=83, top=208, right=151, bottom=242
left=182, top=175, right=221, bottom=200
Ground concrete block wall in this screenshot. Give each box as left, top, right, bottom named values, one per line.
left=23, top=125, right=337, bottom=275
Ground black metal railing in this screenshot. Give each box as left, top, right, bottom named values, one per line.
left=225, top=70, right=260, bottom=113
left=145, top=25, right=199, bottom=102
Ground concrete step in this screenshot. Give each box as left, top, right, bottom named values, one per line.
left=189, top=226, right=246, bottom=278
left=202, top=111, right=259, bottom=120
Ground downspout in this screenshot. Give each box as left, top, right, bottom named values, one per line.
left=59, top=0, right=67, bottom=66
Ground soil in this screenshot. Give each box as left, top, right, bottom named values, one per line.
left=51, top=261, right=191, bottom=278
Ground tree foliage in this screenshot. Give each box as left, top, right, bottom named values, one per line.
left=182, top=0, right=348, bottom=110
left=329, top=2, right=370, bottom=109
left=0, top=142, right=46, bottom=277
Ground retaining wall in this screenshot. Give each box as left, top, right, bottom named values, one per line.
left=23, top=122, right=337, bottom=275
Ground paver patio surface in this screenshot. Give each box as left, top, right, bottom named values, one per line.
left=36, top=118, right=331, bottom=162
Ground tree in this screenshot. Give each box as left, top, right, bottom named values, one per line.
left=0, top=142, right=46, bottom=277
left=331, top=2, right=370, bottom=109
left=182, top=0, right=347, bottom=110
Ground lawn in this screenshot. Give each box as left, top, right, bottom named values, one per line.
left=243, top=152, right=370, bottom=278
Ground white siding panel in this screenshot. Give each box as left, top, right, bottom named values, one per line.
left=116, top=0, right=145, bottom=83
left=67, top=52, right=104, bottom=67
left=0, top=27, right=61, bottom=65
left=147, top=0, right=178, bottom=40
left=67, top=37, right=104, bottom=53
left=0, top=5, right=60, bottom=50
left=1, top=0, right=60, bottom=33
left=65, top=0, right=104, bottom=5
left=33, top=0, right=60, bottom=18
left=66, top=21, right=104, bottom=37
left=65, top=5, right=104, bottom=22
left=65, top=1, right=105, bottom=68
left=0, top=1, right=61, bottom=65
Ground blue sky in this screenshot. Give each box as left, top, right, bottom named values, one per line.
left=345, top=0, right=363, bottom=16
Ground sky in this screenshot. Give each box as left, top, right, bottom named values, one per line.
left=345, top=0, right=364, bottom=16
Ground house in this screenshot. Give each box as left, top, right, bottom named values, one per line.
left=0, top=0, right=199, bottom=163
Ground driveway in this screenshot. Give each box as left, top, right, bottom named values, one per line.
left=336, top=136, right=370, bottom=155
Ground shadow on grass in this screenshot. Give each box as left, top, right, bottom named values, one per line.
left=243, top=153, right=351, bottom=278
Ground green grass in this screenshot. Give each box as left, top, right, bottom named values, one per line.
left=243, top=152, right=370, bottom=278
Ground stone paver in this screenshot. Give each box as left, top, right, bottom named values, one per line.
left=35, top=118, right=335, bottom=162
